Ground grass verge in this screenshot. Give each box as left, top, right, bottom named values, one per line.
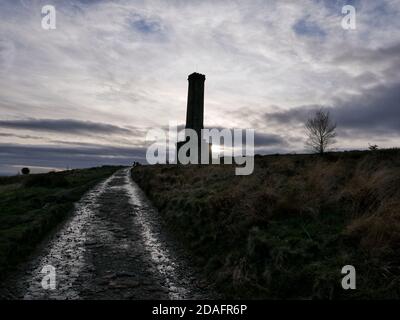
left=0, top=166, right=122, bottom=282
left=131, top=149, right=400, bottom=299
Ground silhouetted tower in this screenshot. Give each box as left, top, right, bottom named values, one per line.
left=185, top=72, right=206, bottom=137
left=177, top=72, right=211, bottom=164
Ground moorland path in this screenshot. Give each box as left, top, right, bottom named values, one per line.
left=2, top=168, right=212, bottom=299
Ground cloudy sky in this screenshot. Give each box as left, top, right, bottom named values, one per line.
left=0, top=0, right=399, bottom=174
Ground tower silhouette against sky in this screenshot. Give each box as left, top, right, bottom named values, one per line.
left=185, top=72, right=206, bottom=137
left=177, top=72, right=209, bottom=163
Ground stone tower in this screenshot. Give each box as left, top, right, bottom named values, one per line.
left=185, top=72, right=206, bottom=137
left=176, top=72, right=210, bottom=164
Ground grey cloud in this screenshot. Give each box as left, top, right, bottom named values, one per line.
left=333, top=43, right=400, bottom=66
left=0, top=142, right=146, bottom=175
left=263, top=83, right=400, bottom=136
left=202, top=126, right=288, bottom=147
left=128, top=14, right=164, bottom=35
left=254, top=132, right=288, bottom=147
left=165, top=124, right=289, bottom=149
left=293, top=17, right=326, bottom=38
left=264, top=105, right=320, bottom=125
left=1, top=0, right=400, bottom=163
left=0, top=132, right=42, bottom=139
left=0, top=118, right=132, bottom=135
left=334, top=84, right=400, bottom=133
left=0, top=143, right=146, bottom=159
left=254, top=146, right=295, bottom=155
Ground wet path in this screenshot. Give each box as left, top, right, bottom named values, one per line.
left=3, top=169, right=211, bottom=300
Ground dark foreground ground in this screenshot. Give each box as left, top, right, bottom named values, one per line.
left=1, top=149, right=399, bottom=300
left=0, top=166, right=121, bottom=282
left=131, top=149, right=400, bottom=299
left=0, top=169, right=213, bottom=299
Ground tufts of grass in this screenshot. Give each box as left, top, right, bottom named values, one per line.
left=132, top=149, right=400, bottom=299
left=0, top=166, right=122, bottom=282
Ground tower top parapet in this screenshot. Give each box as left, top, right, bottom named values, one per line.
left=188, top=72, right=206, bottom=81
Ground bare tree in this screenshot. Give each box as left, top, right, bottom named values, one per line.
left=305, top=109, right=337, bottom=154
left=368, top=143, right=378, bottom=151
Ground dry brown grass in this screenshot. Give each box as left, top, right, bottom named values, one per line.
left=132, top=149, right=400, bottom=298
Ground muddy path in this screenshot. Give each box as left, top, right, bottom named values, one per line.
left=1, top=169, right=213, bottom=300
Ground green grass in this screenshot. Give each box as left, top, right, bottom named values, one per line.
left=132, top=149, right=400, bottom=299
left=0, top=166, right=122, bottom=281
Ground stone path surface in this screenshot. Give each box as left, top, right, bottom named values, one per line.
left=2, top=169, right=212, bottom=300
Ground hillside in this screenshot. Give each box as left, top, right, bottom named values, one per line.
left=131, top=149, right=400, bottom=299
left=0, top=166, right=122, bottom=282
